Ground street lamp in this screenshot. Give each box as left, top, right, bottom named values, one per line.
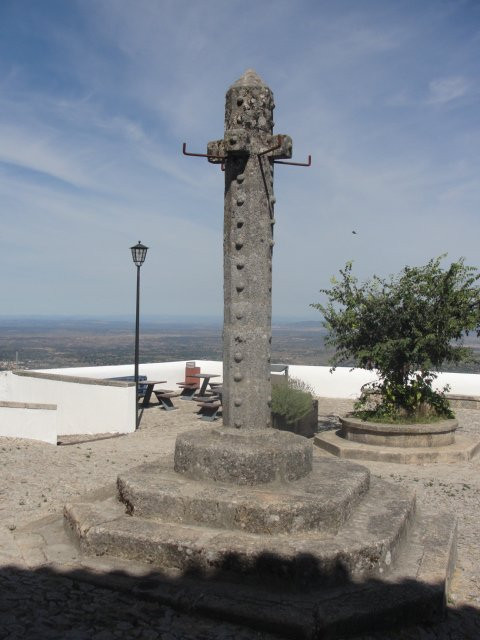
left=131, top=241, right=148, bottom=429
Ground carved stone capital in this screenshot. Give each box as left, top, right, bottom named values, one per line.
left=208, top=132, right=292, bottom=162
left=206, top=139, right=226, bottom=164
left=223, top=129, right=252, bottom=155
left=266, top=134, right=293, bottom=160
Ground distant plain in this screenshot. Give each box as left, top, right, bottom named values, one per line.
left=1, top=316, right=479, bottom=373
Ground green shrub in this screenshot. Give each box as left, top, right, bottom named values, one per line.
left=271, top=377, right=314, bottom=425
left=311, top=256, right=480, bottom=422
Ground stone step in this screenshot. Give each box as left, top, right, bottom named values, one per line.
left=315, top=429, right=480, bottom=463
left=116, top=457, right=370, bottom=535
left=59, top=507, right=455, bottom=639
left=64, top=476, right=415, bottom=588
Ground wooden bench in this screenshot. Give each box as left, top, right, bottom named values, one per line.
left=195, top=396, right=222, bottom=421
left=176, top=382, right=198, bottom=400
left=153, top=390, right=179, bottom=411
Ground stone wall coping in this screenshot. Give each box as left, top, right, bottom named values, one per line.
left=340, top=415, right=458, bottom=435
left=0, top=400, right=57, bottom=410
left=13, top=370, right=134, bottom=388
left=447, top=394, right=480, bottom=402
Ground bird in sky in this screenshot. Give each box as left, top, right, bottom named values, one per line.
left=352, top=230, right=357, bottom=234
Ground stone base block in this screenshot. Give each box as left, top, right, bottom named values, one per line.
left=117, top=457, right=369, bottom=535
left=315, top=429, right=480, bottom=464
left=174, top=427, right=312, bottom=485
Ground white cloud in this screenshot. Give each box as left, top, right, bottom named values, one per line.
left=0, top=123, right=95, bottom=189
left=427, top=76, right=471, bottom=104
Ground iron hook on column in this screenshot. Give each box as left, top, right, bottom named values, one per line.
left=182, top=142, right=226, bottom=161
left=274, top=155, right=312, bottom=167
left=183, top=141, right=311, bottom=168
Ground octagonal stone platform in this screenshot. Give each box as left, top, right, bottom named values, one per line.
left=64, top=437, right=457, bottom=638
left=118, top=456, right=369, bottom=535
left=66, top=476, right=417, bottom=588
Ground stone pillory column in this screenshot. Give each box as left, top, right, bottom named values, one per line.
left=208, top=69, right=293, bottom=431
left=174, top=70, right=312, bottom=485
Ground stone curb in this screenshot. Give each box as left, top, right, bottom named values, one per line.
left=315, top=430, right=480, bottom=464
left=13, top=370, right=135, bottom=387
left=0, top=400, right=56, bottom=410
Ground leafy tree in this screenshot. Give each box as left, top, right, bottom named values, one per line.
left=311, top=256, right=480, bottom=421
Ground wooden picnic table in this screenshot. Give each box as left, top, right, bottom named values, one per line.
left=189, top=373, right=221, bottom=397
left=141, top=380, right=167, bottom=406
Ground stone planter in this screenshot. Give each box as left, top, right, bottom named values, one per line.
left=272, top=399, right=318, bottom=438
left=339, top=415, right=458, bottom=448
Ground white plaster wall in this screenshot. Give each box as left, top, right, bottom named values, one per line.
left=8, top=374, right=135, bottom=436
left=0, top=371, right=10, bottom=396
left=0, top=403, right=57, bottom=445
left=28, top=361, right=480, bottom=399
left=194, top=362, right=480, bottom=399
left=286, top=366, right=480, bottom=399
left=435, top=372, right=480, bottom=397
left=286, top=366, right=377, bottom=398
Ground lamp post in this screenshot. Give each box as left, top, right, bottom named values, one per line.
left=130, top=241, right=148, bottom=429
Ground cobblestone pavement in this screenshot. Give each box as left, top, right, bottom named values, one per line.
left=0, top=398, right=479, bottom=638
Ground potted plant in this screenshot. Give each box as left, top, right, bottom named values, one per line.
left=311, top=256, right=480, bottom=446
left=271, top=377, right=318, bottom=438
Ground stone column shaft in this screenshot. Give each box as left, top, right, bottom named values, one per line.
left=208, top=69, right=292, bottom=430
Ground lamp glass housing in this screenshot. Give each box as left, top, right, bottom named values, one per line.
left=131, top=241, right=148, bottom=267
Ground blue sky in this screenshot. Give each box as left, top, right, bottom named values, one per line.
left=0, top=0, right=479, bottom=319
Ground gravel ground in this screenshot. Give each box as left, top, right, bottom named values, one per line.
left=0, top=398, right=479, bottom=639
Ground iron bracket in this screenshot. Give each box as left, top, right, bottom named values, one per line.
left=182, top=142, right=225, bottom=161
left=274, top=155, right=312, bottom=167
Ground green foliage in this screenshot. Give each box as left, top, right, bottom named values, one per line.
left=286, top=377, right=316, bottom=396
left=311, top=256, right=480, bottom=421
left=271, top=377, right=314, bottom=425
left=353, top=375, right=454, bottom=421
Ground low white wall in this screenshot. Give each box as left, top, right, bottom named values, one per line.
left=1, top=360, right=478, bottom=444
left=435, top=371, right=480, bottom=397
left=0, top=401, right=57, bottom=445
left=8, top=371, right=135, bottom=436
left=286, top=365, right=480, bottom=399
left=287, top=365, right=376, bottom=398
left=0, top=371, right=9, bottom=397
left=31, top=361, right=480, bottom=399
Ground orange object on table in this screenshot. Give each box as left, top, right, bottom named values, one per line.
left=185, top=361, right=200, bottom=388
